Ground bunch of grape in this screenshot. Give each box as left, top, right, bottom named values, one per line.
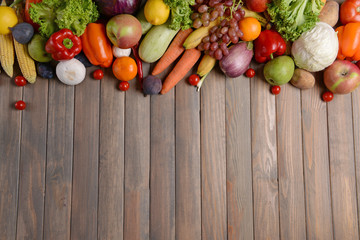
left=191, top=0, right=245, bottom=60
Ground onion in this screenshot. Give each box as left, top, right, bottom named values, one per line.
left=94, top=0, right=141, bottom=16
left=219, top=42, right=254, bottom=78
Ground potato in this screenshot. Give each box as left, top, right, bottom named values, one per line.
left=319, top=1, right=339, bottom=27
left=290, top=68, right=315, bottom=89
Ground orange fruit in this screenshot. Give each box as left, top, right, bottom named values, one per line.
left=238, top=17, right=262, bottom=42
left=112, top=56, right=137, bottom=81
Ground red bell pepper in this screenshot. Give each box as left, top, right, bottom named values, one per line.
left=254, top=30, right=287, bottom=63
left=45, top=29, right=82, bottom=61
left=340, top=0, right=360, bottom=25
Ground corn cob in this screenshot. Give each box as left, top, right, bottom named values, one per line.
left=13, top=38, right=37, bottom=83
left=12, top=6, right=37, bottom=83
left=0, top=34, right=14, bottom=77
left=196, top=55, right=217, bottom=91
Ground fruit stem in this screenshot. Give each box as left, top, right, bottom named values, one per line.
left=270, top=53, right=274, bottom=60
left=9, top=0, right=22, bottom=8
left=63, top=38, right=73, bottom=49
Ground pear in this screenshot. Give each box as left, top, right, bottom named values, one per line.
left=263, top=56, right=295, bottom=86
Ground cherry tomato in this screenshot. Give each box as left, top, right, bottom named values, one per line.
left=119, top=81, right=130, bottom=91
left=14, top=76, right=27, bottom=86
left=271, top=85, right=281, bottom=95
left=189, top=74, right=200, bottom=86
left=322, top=91, right=334, bottom=102
left=245, top=68, right=255, bottom=78
left=15, top=100, right=26, bottom=110
left=93, top=69, right=104, bottom=80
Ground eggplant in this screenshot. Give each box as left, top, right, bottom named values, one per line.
left=94, top=0, right=141, bottom=16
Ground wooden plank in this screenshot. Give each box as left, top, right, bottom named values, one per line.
left=97, top=68, right=125, bottom=240
left=43, top=80, right=74, bottom=240
left=175, top=75, right=201, bottom=240
left=225, top=73, right=253, bottom=240
left=276, top=84, right=306, bottom=240
left=123, top=65, right=150, bottom=240
left=327, top=94, right=359, bottom=239
left=150, top=90, right=175, bottom=240
left=201, top=68, right=227, bottom=240
left=353, top=88, right=360, bottom=235
left=250, top=63, right=279, bottom=240
left=70, top=71, right=100, bottom=240
left=16, top=77, right=48, bottom=240
left=301, top=73, right=333, bottom=240
left=0, top=72, right=22, bottom=240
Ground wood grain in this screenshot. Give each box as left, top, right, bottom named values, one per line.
left=97, top=67, right=125, bottom=240
left=123, top=68, right=150, bottom=240
left=175, top=76, right=201, bottom=240
left=201, top=67, right=227, bottom=240
left=43, top=80, right=74, bottom=240
left=251, top=63, right=279, bottom=240
left=327, top=94, right=359, bottom=239
left=225, top=74, right=253, bottom=240
left=276, top=84, right=306, bottom=240
left=301, top=74, right=333, bottom=240
left=70, top=72, right=100, bottom=240
left=16, top=77, right=48, bottom=240
left=150, top=91, right=175, bottom=240
left=352, top=88, right=360, bottom=235
left=0, top=71, right=22, bottom=240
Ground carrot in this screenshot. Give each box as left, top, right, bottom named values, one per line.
left=152, top=28, right=193, bottom=76
left=160, top=48, right=201, bottom=94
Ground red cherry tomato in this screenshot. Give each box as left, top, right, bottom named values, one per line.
left=119, top=81, right=130, bottom=91
left=14, top=76, right=27, bottom=86
left=93, top=69, right=104, bottom=80
left=322, top=91, right=334, bottom=102
left=271, top=85, right=281, bottom=95
left=15, top=100, right=26, bottom=110
left=245, top=68, right=255, bottom=78
left=188, top=74, right=200, bottom=86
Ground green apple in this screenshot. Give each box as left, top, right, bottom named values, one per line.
left=264, top=56, right=295, bottom=86
left=28, top=34, right=52, bottom=62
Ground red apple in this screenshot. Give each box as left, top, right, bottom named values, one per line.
left=245, top=0, right=271, bottom=12
left=106, top=14, right=142, bottom=49
left=324, top=60, right=360, bottom=94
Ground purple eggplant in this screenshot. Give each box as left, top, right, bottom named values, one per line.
left=94, top=0, right=141, bottom=16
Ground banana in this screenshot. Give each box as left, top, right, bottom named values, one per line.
left=183, top=18, right=220, bottom=49
left=242, top=6, right=268, bottom=27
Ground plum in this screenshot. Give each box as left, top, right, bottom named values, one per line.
left=142, top=75, right=162, bottom=95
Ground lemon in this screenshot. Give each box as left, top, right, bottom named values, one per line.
left=0, top=6, right=18, bottom=35
left=144, top=0, right=170, bottom=25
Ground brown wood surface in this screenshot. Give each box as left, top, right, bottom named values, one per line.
left=353, top=88, right=360, bottom=236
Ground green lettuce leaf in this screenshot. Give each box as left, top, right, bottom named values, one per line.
left=164, top=0, right=194, bottom=30
left=267, top=0, right=323, bottom=41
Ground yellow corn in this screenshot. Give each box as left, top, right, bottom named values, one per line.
left=0, top=34, right=15, bottom=77
left=13, top=38, right=36, bottom=83
left=197, top=55, right=216, bottom=77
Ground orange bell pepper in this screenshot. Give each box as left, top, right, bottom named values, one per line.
left=81, top=23, right=113, bottom=68
left=336, top=22, right=360, bottom=61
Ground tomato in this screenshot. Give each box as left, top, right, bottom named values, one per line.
left=14, top=76, right=27, bottom=86
left=119, top=81, right=130, bottom=91
left=189, top=74, right=200, bottom=86
left=322, top=91, right=334, bottom=102
left=271, top=85, right=281, bottom=95
left=112, top=56, right=137, bottom=81
left=340, top=0, right=360, bottom=25
left=238, top=17, right=262, bottom=42
left=93, top=69, right=104, bottom=80
left=15, top=101, right=26, bottom=110
left=245, top=68, right=255, bottom=78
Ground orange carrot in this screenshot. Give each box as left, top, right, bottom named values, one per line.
left=161, top=48, right=201, bottom=94
left=152, top=28, right=193, bottom=76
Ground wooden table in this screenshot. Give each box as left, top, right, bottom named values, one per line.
left=2, top=2, right=360, bottom=239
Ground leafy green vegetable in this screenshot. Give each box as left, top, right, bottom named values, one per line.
left=164, top=0, right=194, bottom=30
left=267, top=0, right=324, bottom=42
left=29, top=0, right=99, bottom=38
